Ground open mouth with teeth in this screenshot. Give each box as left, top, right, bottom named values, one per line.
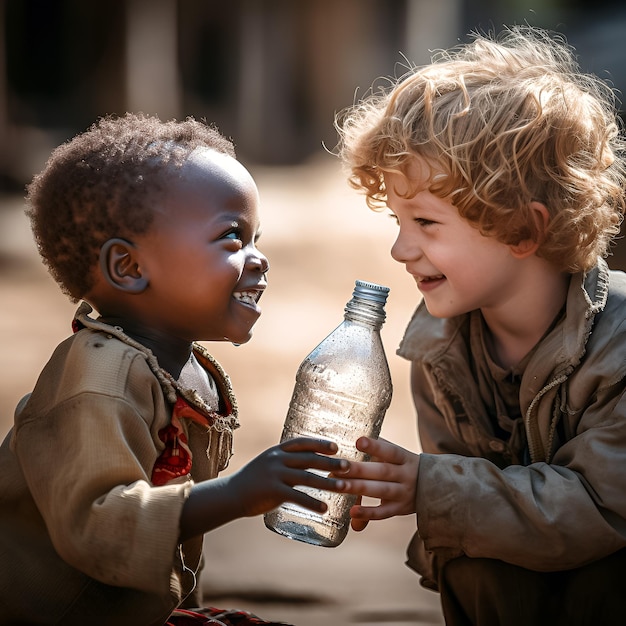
left=420, top=274, right=445, bottom=283
left=233, top=290, right=262, bottom=307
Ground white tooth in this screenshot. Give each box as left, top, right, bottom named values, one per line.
left=235, top=291, right=257, bottom=305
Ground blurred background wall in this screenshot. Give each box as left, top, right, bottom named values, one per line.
left=3, top=0, right=624, bottom=266
left=0, top=0, right=624, bottom=169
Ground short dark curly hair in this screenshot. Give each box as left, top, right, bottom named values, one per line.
left=26, top=112, right=236, bottom=301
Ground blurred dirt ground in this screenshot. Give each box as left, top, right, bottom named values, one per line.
left=0, top=156, right=444, bottom=625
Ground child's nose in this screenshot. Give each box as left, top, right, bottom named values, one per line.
left=249, top=249, right=270, bottom=274
left=390, top=229, right=421, bottom=264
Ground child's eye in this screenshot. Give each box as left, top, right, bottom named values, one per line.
left=415, top=217, right=436, bottom=227
left=223, top=228, right=243, bottom=243
left=387, top=213, right=436, bottom=227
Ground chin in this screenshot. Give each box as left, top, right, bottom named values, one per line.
left=423, top=301, right=464, bottom=320
left=423, top=301, right=445, bottom=318
left=227, top=330, right=254, bottom=345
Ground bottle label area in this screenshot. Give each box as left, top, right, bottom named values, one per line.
left=281, top=386, right=386, bottom=461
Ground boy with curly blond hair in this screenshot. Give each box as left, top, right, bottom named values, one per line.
left=335, top=26, right=626, bottom=625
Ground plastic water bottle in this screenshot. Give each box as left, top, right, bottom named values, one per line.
left=264, top=279, right=393, bottom=547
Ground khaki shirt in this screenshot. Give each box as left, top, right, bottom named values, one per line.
left=0, top=303, right=238, bottom=625
left=398, top=259, right=626, bottom=589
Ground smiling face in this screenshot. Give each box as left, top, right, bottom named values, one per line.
left=386, top=159, right=525, bottom=320
left=132, top=148, right=269, bottom=345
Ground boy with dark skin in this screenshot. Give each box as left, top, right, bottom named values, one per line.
left=0, top=113, right=346, bottom=625
left=335, top=26, right=626, bottom=625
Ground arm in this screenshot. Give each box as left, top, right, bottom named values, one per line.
left=17, top=384, right=346, bottom=594
left=179, top=437, right=347, bottom=541
left=340, top=375, right=626, bottom=571
left=414, top=383, right=626, bottom=571
left=15, top=391, right=189, bottom=596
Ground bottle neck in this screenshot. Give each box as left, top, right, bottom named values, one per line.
left=344, top=296, right=386, bottom=329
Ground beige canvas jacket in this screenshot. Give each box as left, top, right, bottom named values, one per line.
left=0, top=303, right=239, bottom=625
left=397, top=259, right=626, bottom=590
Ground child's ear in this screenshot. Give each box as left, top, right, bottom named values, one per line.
left=509, top=201, right=549, bottom=259
left=99, top=238, right=149, bottom=293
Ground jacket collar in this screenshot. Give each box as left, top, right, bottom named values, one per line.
left=397, top=258, right=610, bottom=382
left=72, top=302, right=239, bottom=431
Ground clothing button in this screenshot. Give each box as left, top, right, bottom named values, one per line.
left=489, top=440, right=506, bottom=452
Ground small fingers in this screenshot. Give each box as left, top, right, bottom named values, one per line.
left=272, top=438, right=349, bottom=474
left=280, top=437, right=338, bottom=455
left=285, top=468, right=346, bottom=493
left=339, top=459, right=400, bottom=481
left=349, top=496, right=369, bottom=532
left=356, top=436, right=411, bottom=464
left=282, top=474, right=346, bottom=513
left=288, top=489, right=329, bottom=514
left=282, top=452, right=349, bottom=475
left=349, top=501, right=401, bottom=522
left=351, top=518, right=369, bottom=532
left=338, top=477, right=405, bottom=502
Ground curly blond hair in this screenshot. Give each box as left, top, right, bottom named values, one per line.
left=26, top=113, right=235, bottom=301
left=336, top=26, right=626, bottom=272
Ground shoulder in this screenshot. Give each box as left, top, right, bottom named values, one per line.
left=594, top=269, right=626, bottom=336
left=60, top=328, right=154, bottom=396
left=17, top=329, right=158, bottom=427
left=606, top=269, right=626, bottom=305
left=575, top=269, right=626, bottom=388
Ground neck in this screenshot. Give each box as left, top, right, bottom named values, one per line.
left=481, top=262, right=570, bottom=370
left=98, top=315, right=193, bottom=379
